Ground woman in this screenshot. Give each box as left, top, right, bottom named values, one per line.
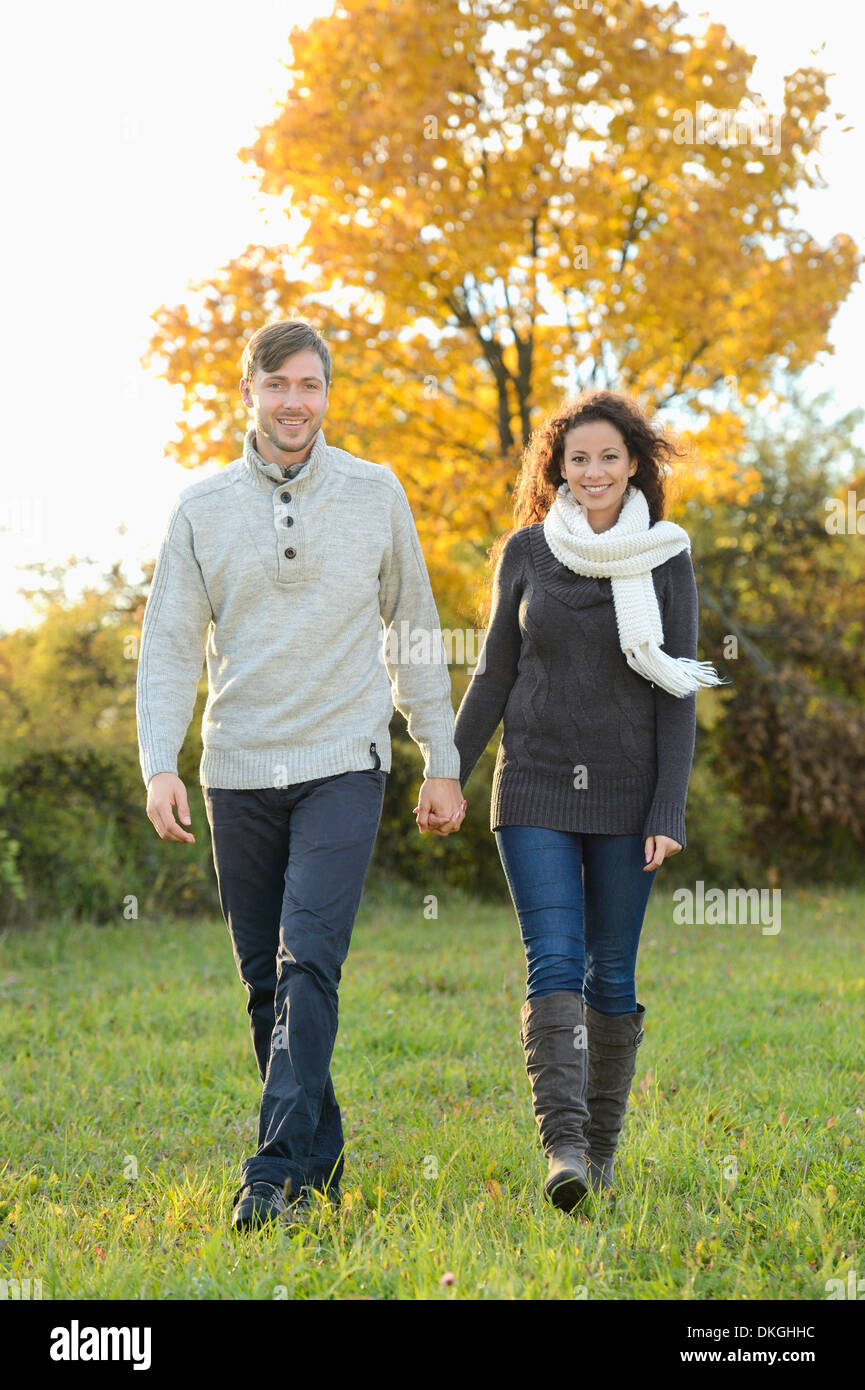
left=444, top=391, right=725, bottom=1214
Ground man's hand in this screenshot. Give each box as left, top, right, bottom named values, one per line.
left=643, top=834, right=682, bottom=871
left=146, top=772, right=195, bottom=843
left=413, top=778, right=467, bottom=836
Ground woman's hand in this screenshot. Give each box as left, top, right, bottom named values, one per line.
left=643, top=834, right=682, bottom=871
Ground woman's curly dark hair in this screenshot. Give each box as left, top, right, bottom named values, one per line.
left=488, top=390, right=687, bottom=576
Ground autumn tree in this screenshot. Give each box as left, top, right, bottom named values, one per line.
left=138, top=0, right=865, bottom=883
left=145, top=0, right=858, bottom=614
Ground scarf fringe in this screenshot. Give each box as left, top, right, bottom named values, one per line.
left=626, top=643, right=728, bottom=697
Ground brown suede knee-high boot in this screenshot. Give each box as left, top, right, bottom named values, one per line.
left=519, top=991, right=591, bottom=1212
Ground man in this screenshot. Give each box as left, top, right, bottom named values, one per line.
left=137, top=320, right=466, bottom=1232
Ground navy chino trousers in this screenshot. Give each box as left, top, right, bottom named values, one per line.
left=203, top=768, right=387, bottom=1203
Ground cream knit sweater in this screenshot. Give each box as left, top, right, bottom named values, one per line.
left=136, top=429, right=461, bottom=789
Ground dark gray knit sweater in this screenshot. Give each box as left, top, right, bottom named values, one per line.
left=453, top=522, right=699, bottom=848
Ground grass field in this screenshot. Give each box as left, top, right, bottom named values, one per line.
left=1, top=879, right=862, bottom=1301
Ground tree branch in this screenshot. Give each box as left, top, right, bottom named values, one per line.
left=617, top=179, right=649, bottom=274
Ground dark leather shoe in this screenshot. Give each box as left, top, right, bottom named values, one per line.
left=231, top=1181, right=286, bottom=1231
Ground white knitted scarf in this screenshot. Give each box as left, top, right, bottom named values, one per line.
left=543, top=482, right=725, bottom=697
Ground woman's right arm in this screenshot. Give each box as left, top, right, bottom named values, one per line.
left=453, top=529, right=526, bottom=790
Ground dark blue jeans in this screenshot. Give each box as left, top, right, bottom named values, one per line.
left=494, top=825, right=657, bottom=1016
left=203, top=769, right=386, bottom=1201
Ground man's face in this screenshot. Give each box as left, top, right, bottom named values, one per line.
left=240, top=349, right=329, bottom=460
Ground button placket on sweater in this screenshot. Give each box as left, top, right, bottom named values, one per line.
left=275, top=483, right=300, bottom=574
left=241, top=427, right=328, bottom=584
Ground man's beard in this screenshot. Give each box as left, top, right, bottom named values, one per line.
left=262, top=413, right=318, bottom=453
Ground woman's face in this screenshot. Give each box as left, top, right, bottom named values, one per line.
left=560, top=420, right=638, bottom=533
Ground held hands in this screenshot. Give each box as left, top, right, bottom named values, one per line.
left=643, top=834, right=682, bottom=871
left=413, top=778, right=467, bottom=837
left=146, top=772, right=195, bottom=844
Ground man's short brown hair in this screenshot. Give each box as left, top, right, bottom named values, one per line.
left=241, top=321, right=332, bottom=390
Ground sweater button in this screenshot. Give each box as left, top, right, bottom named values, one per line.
left=283, top=515, right=294, bottom=526
left=284, top=547, right=296, bottom=559
left=280, top=491, right=291, bottom=502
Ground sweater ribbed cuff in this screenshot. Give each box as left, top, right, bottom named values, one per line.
left=422, top=737, right=462, bottom=781
left=458, top=750, right=483, bottom=791
left=140, top=745, right=181, bottom=787
left=642, top=800, right=686, bottom=850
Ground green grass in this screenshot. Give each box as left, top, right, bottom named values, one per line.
left=1, top=879, right=863, bottom=1300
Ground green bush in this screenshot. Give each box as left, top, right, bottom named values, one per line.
left=0, top=747, right=219, bottom=929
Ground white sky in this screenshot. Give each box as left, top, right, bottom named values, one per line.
left=1, top=0, right=863, bottom=631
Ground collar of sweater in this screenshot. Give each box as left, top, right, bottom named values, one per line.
left=241, top=426, right=329, bottom=491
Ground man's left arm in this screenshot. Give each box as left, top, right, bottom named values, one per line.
left=378, top=479, right=465, bottom=835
